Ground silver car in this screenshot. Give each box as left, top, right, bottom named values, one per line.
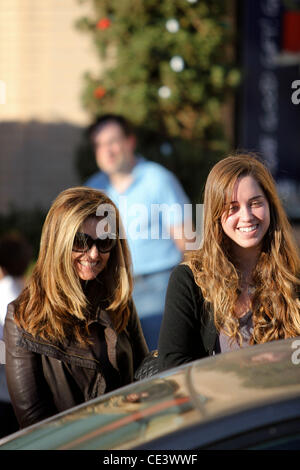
left=0, top=337, right=300, bottom=450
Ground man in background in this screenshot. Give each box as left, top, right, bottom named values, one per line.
left=86, top=114, right=191, bottom=350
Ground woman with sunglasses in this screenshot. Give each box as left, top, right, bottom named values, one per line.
left=158, top=154, right=300, bottom=371
left=4, top=187, right=148, bottom=429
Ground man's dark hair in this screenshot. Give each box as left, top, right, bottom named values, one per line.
left=87, top=114, right=134, bottom=141
left=0, top=233, right=32, bottom=277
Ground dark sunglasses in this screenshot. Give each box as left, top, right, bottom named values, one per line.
left=72, top=232, right=117, bottom=254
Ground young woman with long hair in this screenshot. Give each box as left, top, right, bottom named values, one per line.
left=4, top=187, right=148, bottom=429
left=158, top=154, right=300, bottom=370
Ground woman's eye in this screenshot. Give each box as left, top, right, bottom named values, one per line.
left=229, top=205, right=238, bottom=213
left=251, top=201, right=262, bottom=207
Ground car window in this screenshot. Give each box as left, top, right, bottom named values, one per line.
left=250, top=433, right=300, bottom=450
left=202, top=418, right=300, bottom=450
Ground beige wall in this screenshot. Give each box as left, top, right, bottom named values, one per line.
left=0, top=0, right=100, bottom=212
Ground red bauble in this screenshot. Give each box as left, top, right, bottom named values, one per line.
left=282, top=12, right=300, bottom=52
left=96, top=18, right=111, bottom=30
left=94, top=86, right=106, bottom=99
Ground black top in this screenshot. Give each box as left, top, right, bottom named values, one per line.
left=158, top=264, right=219, bottom=371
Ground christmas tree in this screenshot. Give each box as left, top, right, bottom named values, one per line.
left=75, top=0, right=240, bottom=202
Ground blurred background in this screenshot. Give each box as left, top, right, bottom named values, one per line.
left=0, top=0, right=299, bottom=262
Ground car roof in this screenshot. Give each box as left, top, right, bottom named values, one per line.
left=1, top=337, right=300, bottom=450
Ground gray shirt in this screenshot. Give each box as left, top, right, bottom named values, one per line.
left=219, top=310, right=253, bottom=353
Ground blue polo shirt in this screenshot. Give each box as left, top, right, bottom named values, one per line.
left=85, top=157, right=190, bottom=276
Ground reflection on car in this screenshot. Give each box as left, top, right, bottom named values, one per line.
left=0, top=337, right=300, bottom=450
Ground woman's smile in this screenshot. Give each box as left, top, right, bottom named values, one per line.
left=78, top=260, right=99, bottom=267
left=237, top=224, right=259, bottom=233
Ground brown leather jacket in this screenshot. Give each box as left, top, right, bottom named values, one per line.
left=4, top=301, right=148, bottom=429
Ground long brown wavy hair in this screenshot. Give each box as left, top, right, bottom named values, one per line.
left=14, top=187, right=133, bottom=345
left=186, top=154, right=300, bottom=345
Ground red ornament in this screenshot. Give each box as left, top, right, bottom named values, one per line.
left=96, top=18, right=111, bottom=30
left=282, top=12, right=300, bottom=52
left=94, top=86, right=106, bottom=99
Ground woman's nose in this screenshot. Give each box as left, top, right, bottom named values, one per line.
left=240, top=205, right=253, bottom=221
left=87, top=244, right=100, bottom=259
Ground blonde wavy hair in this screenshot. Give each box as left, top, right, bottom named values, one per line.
left=186, top=154, right=300, bottom=345
left=14, top=187, right=133, bottom=345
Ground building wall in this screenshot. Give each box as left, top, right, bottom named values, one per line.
left=0, top=0, right=100, bottom=212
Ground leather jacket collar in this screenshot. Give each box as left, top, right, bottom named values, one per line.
left=16, top=308, right=116, bottom=371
